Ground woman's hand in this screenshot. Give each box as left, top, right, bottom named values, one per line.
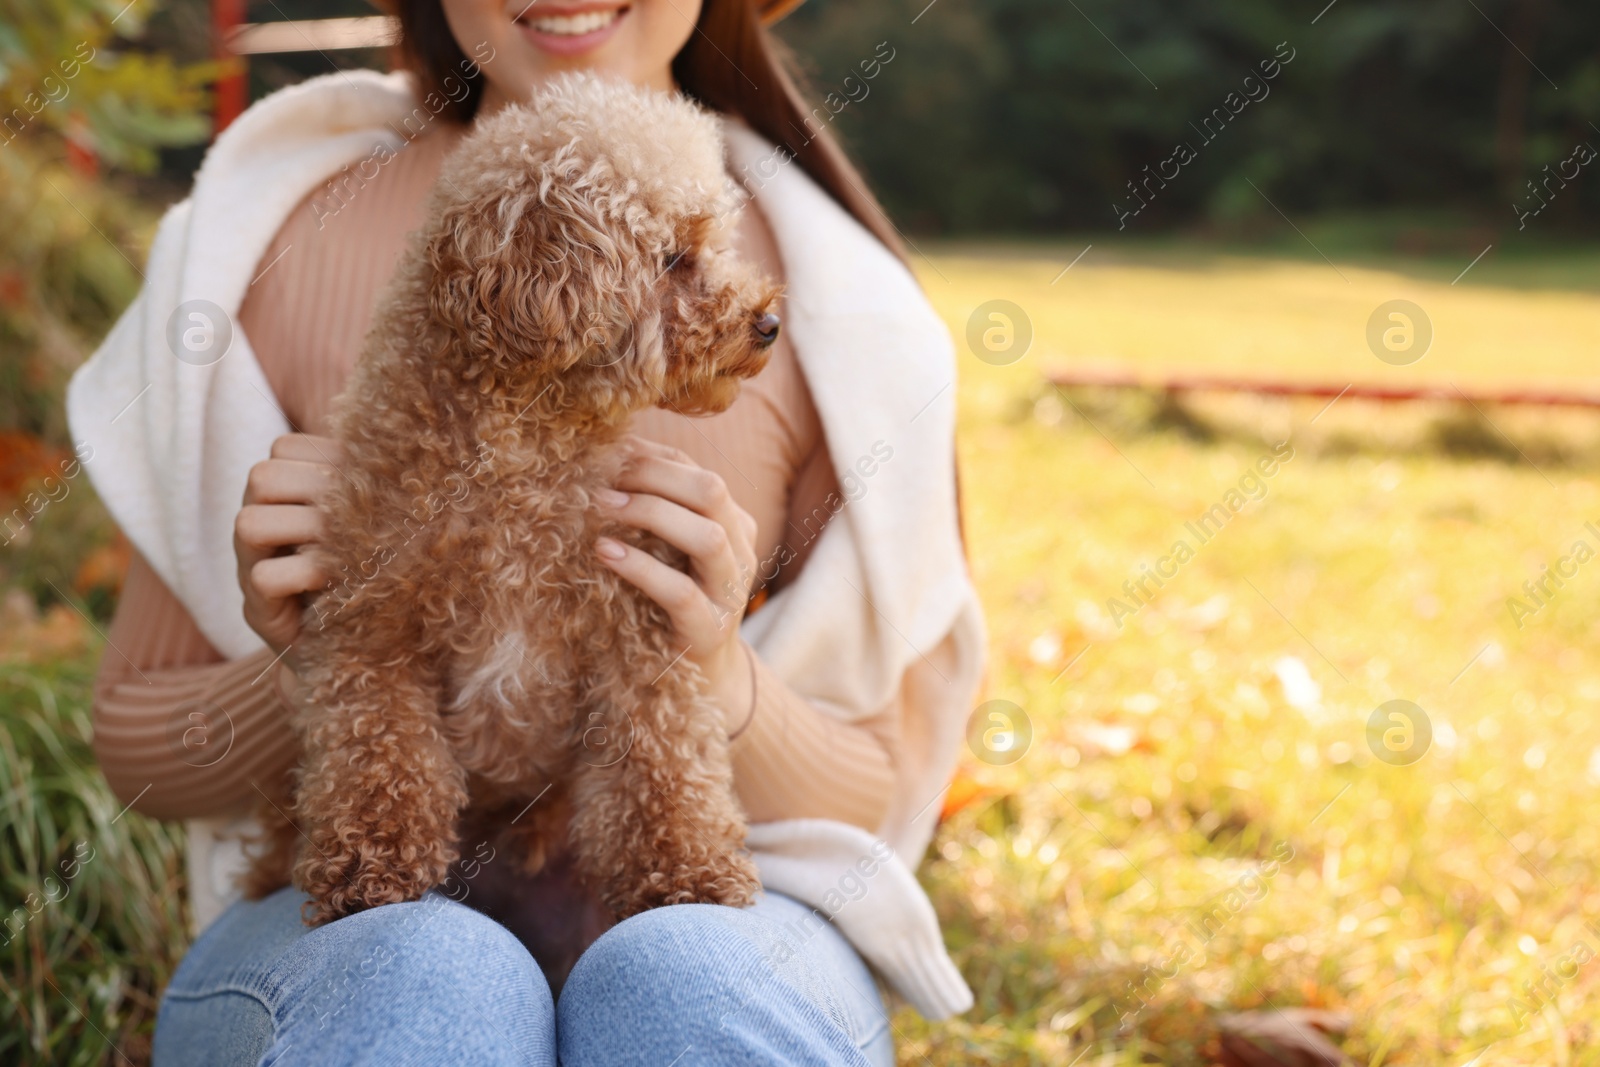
left=593, top=436, right=757, bottom=727
left=234, top=433, right=345, bottom=664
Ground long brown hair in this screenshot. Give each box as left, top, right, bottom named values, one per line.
left=391, top=0, right=906, bottom=262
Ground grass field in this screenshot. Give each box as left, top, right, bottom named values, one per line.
left=891, top=241, right=1600, bottom=1064
left=6, top=239, right=1600, bottom=1064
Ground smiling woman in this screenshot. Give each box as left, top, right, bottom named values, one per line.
left=390, top=0, right=908, bottom=257
left=66, top=0, right=984, bottom=1062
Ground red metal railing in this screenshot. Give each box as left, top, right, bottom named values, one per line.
left=209, top=11, right=398, bottom=135
left=1045, top=370, right=1600, bottom=410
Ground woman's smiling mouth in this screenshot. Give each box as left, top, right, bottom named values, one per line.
left=514, top=3, right=630, bottom=55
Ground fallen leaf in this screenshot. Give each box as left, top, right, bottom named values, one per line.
left=1216, top=1008, right=1352, bottom=1067
left=940, top=768, right=1004, bottom=822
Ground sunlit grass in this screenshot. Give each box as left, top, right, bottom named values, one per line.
left=895, top=246, right=1600, bottom=1065
left=919, top=240, right=1600, bottom=387
left=9, top=243, right=1600, bottom=1065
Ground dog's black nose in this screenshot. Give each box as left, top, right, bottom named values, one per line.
left=754, top=312, right=781, bottom=346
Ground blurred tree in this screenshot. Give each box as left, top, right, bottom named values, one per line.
left=1, top=0, right=215, bottom=617
left=0, top=0, right=216, bottom=444
left=82, top=0, right=1596, bottom=241
left=777, top=0, right=1600, bottom=236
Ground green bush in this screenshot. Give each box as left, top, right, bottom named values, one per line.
left=0, top=653, right=189, bottom=1066
left=0, top=0, right=215, bottom=444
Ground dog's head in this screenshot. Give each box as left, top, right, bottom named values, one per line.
left=424, top=72, right=780, bottom=423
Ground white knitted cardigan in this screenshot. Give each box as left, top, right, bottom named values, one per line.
left=65, top=69, right=986, bottom=1020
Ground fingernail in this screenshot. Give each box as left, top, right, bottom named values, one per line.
left=595, top=537, right=626, bottom=561
left=596, top=488, right=629, bottom=508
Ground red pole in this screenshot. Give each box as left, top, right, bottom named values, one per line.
left=213, top=0, right=247, bottom=134
left=1045, top=370, right=1600, bottom=410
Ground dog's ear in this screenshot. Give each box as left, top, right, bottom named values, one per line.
left=416, top=75, right=733, bottom=401
left=421, top=182, right=659, bottom=388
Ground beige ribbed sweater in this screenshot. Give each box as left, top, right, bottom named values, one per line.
left=90, top=120, right=899, bottom=836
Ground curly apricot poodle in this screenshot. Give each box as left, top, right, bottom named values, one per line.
left=244, top=72, right=777, bottom=926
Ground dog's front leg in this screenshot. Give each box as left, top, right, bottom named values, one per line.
left=291, top=655, right=468, bottom=926
left=566, top=664, right=760, bottom=919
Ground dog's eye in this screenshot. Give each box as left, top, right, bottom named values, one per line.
left=663, top=250, right=688, bottom=272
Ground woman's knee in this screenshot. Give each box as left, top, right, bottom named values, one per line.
left=558, top=903, right=870, bottom=1066
left=289, top=893, right=550, bottom=1016
left=564, top=903, right=758, bottom=1000
left=267, top=893, right=556, bottom=1065
left=158, top=890, right=557, bottom=1066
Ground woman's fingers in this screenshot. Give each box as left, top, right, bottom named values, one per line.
left=240, top=547, right=333, bottom=653
left=243, top=456, right=338, bottom=506
left=601, top=491, right=754, bottom=614
left=242, top=433, right=345, bottom=507
left=235, top=434, right=345, bottom=654
left=595, top=537, right=726, bottom=643
left=235, top=504, right=326, bottom=558
left=233, top=506, right=325, bottom=633
left=616, top=437, right=745, bottom=530
left=612, top=437, right=755, bottom=599
left=245, top=547, right=334, bottom=650
left=599, top=438, right=757, bottom=689
left=270, top=432, right=346, bottom=467
left=250, top=550, right=334, bottom=602
left=600, top=491, right=737, bottom=581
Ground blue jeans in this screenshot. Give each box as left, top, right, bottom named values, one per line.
left=152, top=887, right=895, bottom=1066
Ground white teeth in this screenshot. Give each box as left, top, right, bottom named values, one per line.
left=526, top=9, right=620, bottom=35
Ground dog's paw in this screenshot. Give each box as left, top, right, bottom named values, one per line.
left=687, top=852, right=761, bottom=909
left=294, top=834, right=456, bottom=926
left=606, top=850, right=762, bottom=917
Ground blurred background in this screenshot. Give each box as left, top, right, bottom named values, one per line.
left=4, top=0, right=1600, bottom=1063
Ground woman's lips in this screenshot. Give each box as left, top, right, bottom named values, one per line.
left=515, top=5, right=628, bottom=56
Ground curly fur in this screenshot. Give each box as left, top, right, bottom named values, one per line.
left=242, top=72, right=776, bottom=926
